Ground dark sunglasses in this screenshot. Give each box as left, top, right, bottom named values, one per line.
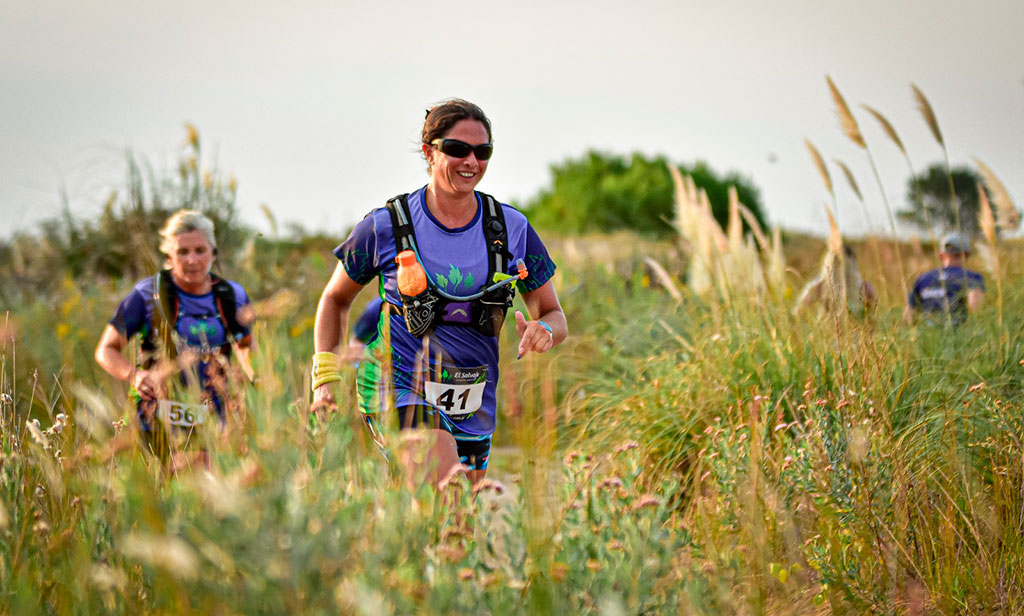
left=430, top=138, right=494, bottom=161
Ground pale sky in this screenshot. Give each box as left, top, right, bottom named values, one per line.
left=2, top=0, right=1022, bottom=240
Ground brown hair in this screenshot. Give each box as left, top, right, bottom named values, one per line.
left=422, top=99, right=492, bottom=144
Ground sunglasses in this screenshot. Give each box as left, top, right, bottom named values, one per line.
left=430, top=138, right=494, bottom=161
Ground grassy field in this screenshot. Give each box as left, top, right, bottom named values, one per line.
left=4, top=209, right=1024, bottom=613
left=4, top=97, right=1024, bottom=613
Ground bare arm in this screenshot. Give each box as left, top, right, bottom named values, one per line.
left=312, top=263, right=365, bottom=407
left=515, top=280, right=567, bottom=358
left=967, top=288, right=984, bottom=312
left=95, top=324, right=161, bottom=400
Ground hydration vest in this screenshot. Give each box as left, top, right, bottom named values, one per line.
left=140, top=269, right=247, bottom=367
left=385, top=192, right=516, bottom=337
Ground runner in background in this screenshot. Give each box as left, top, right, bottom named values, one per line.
left=905, top=233, right=985, bottom=326
left=95, top=209, right=254, bottom=471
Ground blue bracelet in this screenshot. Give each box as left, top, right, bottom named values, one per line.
left=537, top=320, right=552, bottom=334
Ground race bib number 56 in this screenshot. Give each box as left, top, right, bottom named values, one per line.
left=424, top=365, right=487, bottom=422
left=157, top=399, right=209, bottom=428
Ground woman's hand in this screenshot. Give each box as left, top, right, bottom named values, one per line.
left=515, top=310, right=555, bottom=358
left=311, top=384, right=337, bottom=420
left=132, top=368, right=161, bottom=401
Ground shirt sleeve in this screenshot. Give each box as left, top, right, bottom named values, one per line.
left=109, top=288, right=149, bottom=339
left=334, top=213, right=381, bottom=285
left=907, top=284, right=919, bottom=308
left=231, top=283, right=253, bottom=340
left=516, top=222, right=557, bottom=293
left=352, top=297, right=383, bottom=343
left=968, top=272, right=986, bottom=291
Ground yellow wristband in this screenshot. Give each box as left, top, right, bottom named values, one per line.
left=312, top=372, right=342, bottom=390
left=311, top=352, right=339, bottom=376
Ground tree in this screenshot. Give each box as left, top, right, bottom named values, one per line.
left=899, top=164, right=989, bottom=237
left=522, top=151, right=767, bottom=237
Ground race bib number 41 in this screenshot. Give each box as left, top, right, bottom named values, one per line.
left=424, top=365, right=487, bottom=422
left=156, top=399, right=209, bottom=428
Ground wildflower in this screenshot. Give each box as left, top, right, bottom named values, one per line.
left=121, top=533, right=199, bottom=581
left=549, top=562, right=569, bottom=582
left=614, top=441, right=639, bottom=453
left=472, top=478, right=506, bottom=495
left=585, top=559, right=603, bottom=572
left=439, top=544, right=468, bottom=562
left=1, top=393, right=12, bottom=405
left=633, top=494, right=660, bottom=509
left=968, top=382, right=986, bottom=393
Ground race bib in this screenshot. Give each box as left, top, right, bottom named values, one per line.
left=156, top=399, right=209, bottom=428
left=424, top=365, right=487, bottom=422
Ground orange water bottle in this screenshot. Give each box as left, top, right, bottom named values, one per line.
left=396, top=250, right=427, bottom=296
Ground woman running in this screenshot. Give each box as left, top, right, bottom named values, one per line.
left=311, top=99, right=566, bottom=486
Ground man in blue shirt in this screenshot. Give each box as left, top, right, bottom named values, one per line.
left=905, top=233, right=985, bottom=326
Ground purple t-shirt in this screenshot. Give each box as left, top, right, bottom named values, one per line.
left=907, top=266, right=984, bottom=325
left=335, top=187, right=557, bottom=436
left=110, top=274, right=251, bottom=422
left=111, top=275, right=251, bottom=350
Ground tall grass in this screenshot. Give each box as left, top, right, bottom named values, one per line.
left=4, top=103, right=1024, bottom=614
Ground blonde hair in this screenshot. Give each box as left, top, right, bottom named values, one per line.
left=158, top=209, right=216, bottom=256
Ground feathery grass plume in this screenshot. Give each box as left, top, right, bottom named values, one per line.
left=832, top=159, right=863, bottom=202
left=860, top=105, right=907, bottom=156
left=184, top=123, right=200, bottom=149
left=977, top=181, right=1003, bottom=327
left=805, top=139, right=834, bottom=196
left=911, top=84, right=944, bottom=147
left=738, top=203, right=770, bottom=252
left=974, top=158, right=1020, bottom=232
left=670, top=167, right=714, bottom=296
left=727, top=186, right=743, bottom=252
left=978, top=182, right=997, bottom=251
left=826, top=76, right=866, bottom=148
left=260, top=204, right=279, bottom=238
left=642, top=256, right=682, bottom=303
left=824, top=205, right=842, bottom=255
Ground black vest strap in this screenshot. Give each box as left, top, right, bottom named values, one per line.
left=385, top=192, right=510, bottom=284
left=384, top=192, right=514, bottom=336
left=141, top=270, right=245, bottom=364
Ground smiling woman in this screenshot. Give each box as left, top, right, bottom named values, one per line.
left=311, top=99, right=568, bottom=488
left=94, top=209, right=255, bottom=470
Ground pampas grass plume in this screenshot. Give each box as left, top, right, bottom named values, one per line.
left=832, top=159, right=863, bottom=202
left=805, top=139, right=833, bottom=196
left=827, top=76, right=866, bottom=148
left=911, top=84, right=944, bottom=147
left=974, top=158, right=1020, bottom=232
left=861, top=105, right=907, bottom=156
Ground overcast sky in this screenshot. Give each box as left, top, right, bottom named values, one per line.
left=2, top=0, right=1022, bottom=241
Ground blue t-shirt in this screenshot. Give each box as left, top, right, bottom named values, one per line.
left=351, top=297, right=383, bottom=345
left=335, top=187, right=557, bottom=436
left=908, top=265, right=985, bottom=324
left=110, top=274, right=251, bottom=422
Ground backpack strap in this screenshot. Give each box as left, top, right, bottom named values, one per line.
left=479, top=192, right=510, bottom=282
left=385, top=193, right=416, bottom=254
left=142, top=270, right=245, bottom=362
left=141, top=269, right=181, bottom=363
left=210, top=273, right=247, bottom=356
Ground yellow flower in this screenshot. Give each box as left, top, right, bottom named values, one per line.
left=184, top=123, right=199, bottom=149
